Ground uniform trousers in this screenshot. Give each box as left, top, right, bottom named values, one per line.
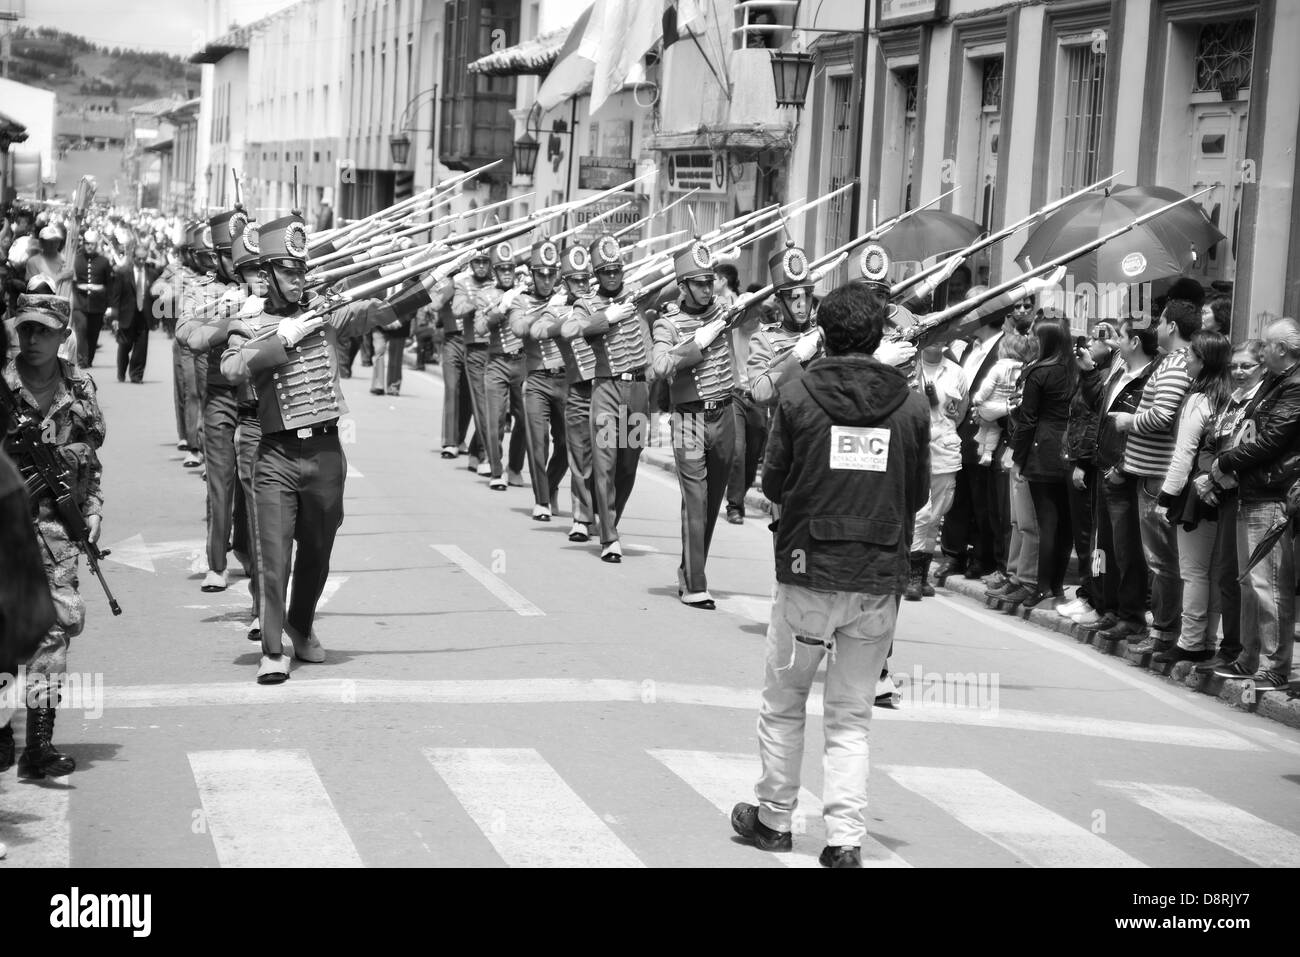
left=234, top=408, right=262, bottom=609
left=439, top=334, right=467, bottom=447
left=464, top=344, right=491, bottom=463
left=726, top=389, right=765, bottom=511
left=172, top=340, right=206, bottom=450
left=523, top=370, right=569, bottom=509
left=202, top=385, right=241, bottom=574
left=565, top=380, right=597, bottom=525
left=253, top=429, right=345, bottom=656
left=484, top=353, right=527, bottom=479
left=590, top=376, right=649, bottom=545
left=27, top=518, right=84, bottom=709
left=670, top=401, right=736, bottom=597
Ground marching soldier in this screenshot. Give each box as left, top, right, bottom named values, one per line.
left=564, top=233, right=654, bottom=562
left=176, top=209, right=252, bottom=592
left=651, top=238, right=741, bottom=609
left=1, top=294, right=106, bottom=777
left=221, top=213, right=425, bottom=684
left=747, top=243, right=823, bottom=407
left=450, top=248, right=498, bottom=479
left=477, top=242, right=528, bottom=490
left=533, top=244, right=599, bottom=542
left=506, top=239, right=569, bottom=522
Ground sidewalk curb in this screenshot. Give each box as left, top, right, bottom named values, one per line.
left=938, top=573, right=1300, bottom=732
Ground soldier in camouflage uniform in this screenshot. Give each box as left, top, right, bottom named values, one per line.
left=1, top=294, right=106, bottom=778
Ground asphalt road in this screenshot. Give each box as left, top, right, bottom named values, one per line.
left=2, top=331, right=1298, bottom=869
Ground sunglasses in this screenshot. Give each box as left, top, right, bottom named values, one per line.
left=1229, top=362, right=1259, bottom=371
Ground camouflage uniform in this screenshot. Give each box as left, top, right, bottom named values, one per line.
left=1, top=356, right=106, bottom=707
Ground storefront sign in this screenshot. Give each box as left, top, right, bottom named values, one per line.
left=876, top=0, right=947, bottom=30
left=666, top=151, right=727, bottom=193
left=578, top=155, right=637, bottom=191
left=569, top=194, right=650, bottom=245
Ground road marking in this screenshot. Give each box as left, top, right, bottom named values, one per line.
left=650, top=749, right=909, bottom=868
left=1101, top=780, right=1300, bottom=868
left=430, top=545, right=544, bottom=616
left=346, top=463, right=364, bottom=478
left=94, top=679, right=1257, bottom=749
left=883, top=766, right=1144, bottom=868
left=0, top=779, right=70, bottom=867
left=714, top=594, right=771, bottom=623
left=102, top=536, right=207, bottom=574
left=424, top=748, right=642, bottom=867
left=188, top=749, right=363, bottom=868
left=933, top=594, right=1300, bottom=758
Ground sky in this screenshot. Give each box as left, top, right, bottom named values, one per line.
left=18, top=0, right=293, bottom=56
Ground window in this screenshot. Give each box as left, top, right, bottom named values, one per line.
left=440, top=0, right=520, bottom=170
left=898, top=66, right=919, bottom=211
left=981, top=56, right=1002, bottom=111
left=735, top=3, right=792, bottom=50
left=1058, top=43, right=1105, bottom=195
left=1193, top=19, right=1253, bottom=93
left=823, top=75, right=855, bottom=286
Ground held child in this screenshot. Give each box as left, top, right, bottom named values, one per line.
left=972, top=332, right=1032, bottom=465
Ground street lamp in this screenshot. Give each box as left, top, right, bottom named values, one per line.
left=770, top=49, right=815, bottom=108
left=512, top=132, right=540, bottom=178
left=389, top=133, right=412, bottom=165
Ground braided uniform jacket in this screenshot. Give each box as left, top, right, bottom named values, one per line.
left=508, top=292, right=566, bottom=373
left=449, top=272, right=497, bottom=346
left=536, top=296, right=598, bottom=384
left=565, top=283, right=653, bottom=377
left=480, top=285, right=525, bottom=355
left=651, top=300, right=736, bottom=405
left=221, top=293, right=398, bottom=433
left=747, top=324, right=805, bottom=407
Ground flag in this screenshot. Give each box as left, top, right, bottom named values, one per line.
left=663, top=0, right=706, bottom=50
left=589, top=1, right=663, bottom=114
left=536, top=3, right=602, bottom=112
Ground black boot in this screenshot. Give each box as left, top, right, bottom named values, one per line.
left=904, top=552, right=925, bottom=602
left=934, top=554, right=965, bottom=586
left=17, top=707, right=75, bottom=779
left=919, top=553, right=935, bottom=597
left=0, top=722, right=13, bottom=772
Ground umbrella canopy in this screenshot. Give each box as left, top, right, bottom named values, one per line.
left=1016, top=186, right=1224, bottom=284
left=881, top=210, right=983, bottom=263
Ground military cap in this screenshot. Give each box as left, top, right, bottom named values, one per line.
left=673, top=238, right=714, bottom=282
left=210, top=209, right=248, bottom=251
left=490, top=241, right=515, bottom=268
left=529, top=239, right=561, bottom=272
left=232, top=221, right=261, bottom=271
left=589, top=233, right=623, bottom=271
left=560, top=243, right=593, bottom=279
left=769, top=241, right=813, bottom=291
left=258, top=213, right=309, bottom=267
left=14, top=294, right=72, bottom=330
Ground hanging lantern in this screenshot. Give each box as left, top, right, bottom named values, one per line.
left=512, top=132, right=540, bottom=178
left=770, top=50, right=815, bottom=109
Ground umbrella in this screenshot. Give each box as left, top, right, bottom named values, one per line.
left=1016, top=186, right=1224, bottom=284
left=1238, top=514, right=1294, bottom=584
left=880, top=210, right=983, bottom=263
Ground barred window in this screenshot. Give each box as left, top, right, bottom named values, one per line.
left=900, top=66, right=919, bottom=115
left=1059, top=43, right=1105, bottom=195
left=1193, top=19, right=1253, bottom=93
left=981, top=56, right=1003, bottom=111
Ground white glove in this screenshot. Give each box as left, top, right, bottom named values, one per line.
left=1025, top=265, right=1067, bottom=295
left=693, top=317, right=726, bottom=350
left=277, top=312, right=324, bottom=348
left=605, top=301, right=635, bottom=324
left=792, top=328, right=822, bottom=362
left=874, top=339, right=917, bottom=368
left=498, top=287, right=522, bottom=312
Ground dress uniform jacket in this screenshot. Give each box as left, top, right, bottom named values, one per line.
left=747, top=325, right=804, bottom=407
left=651, top=300, right=736, bottom=405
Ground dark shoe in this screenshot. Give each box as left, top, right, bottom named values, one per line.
left=904, top=552, right=925, bottom=602
left=985, top=579, right=1019, bottom=598
left=819, top=845, right=862, bottom=868
left=17, top=707, right=75, bottom=779
left=919, top=554, right=935, bottom=596
left=730, top=803, right=792, bottom=852
left=467, top=455, right=481, bottom=472
left=1019, top=590, right=1051, bottom=609
left=982, top=570, right=1009, bottom=591
left=568, top=523, right=590, bottom=543
left=1252, top=669, right=1289, bottom=689
left=1000, top=584, right=1035, bottom=605
left=0, top=723, right=13, bottom=773
left=1154, top=646, right=1212, bottom=665
left=1194, top=653, right=1235, bottom=674
left=1130, top=637, right=1159, bottom=655
left=1097, top=620, right=1146, bottom=642
left=934, top=556, right=965, bottom=586
left=963, top=560, right=987, bottom=581
left=726, top=506, right=744, bottom=525
left=1213, top=661, right=1254, bottom=680
left=1092, top=612, right=1120, bottom=632
left=369, top=387, right=385, bottom=395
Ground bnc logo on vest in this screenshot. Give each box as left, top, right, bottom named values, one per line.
left=49, top=888, right=151, bottom=937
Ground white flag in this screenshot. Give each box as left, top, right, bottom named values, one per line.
left=589, top=0, right=663, bottom=115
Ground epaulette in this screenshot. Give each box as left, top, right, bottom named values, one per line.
left=660, top=301, right=680, bottom=317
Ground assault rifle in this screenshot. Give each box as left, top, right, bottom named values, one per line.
left=0, top=383, right=122, bottom=615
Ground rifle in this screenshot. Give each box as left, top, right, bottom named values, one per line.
left=0, top=383, right=122, bottom=615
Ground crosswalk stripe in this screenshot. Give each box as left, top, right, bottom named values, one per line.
left=424, top=748, right=642, bottom=867
left=1100, top=781, right=1300, bottom=868
left=650, top=749, right=910, bottom=868
left=0, top=778, right=70, bottom=867
left=188, top=750, right=363, bottom=868
left=883, top=766, right=1145, bottom=868
left=430, top=545, right=545, bottom=616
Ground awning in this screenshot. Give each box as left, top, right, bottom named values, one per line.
left=144, top=138, right=174, bottom=154
left=468, top=25, right=572, bottom=77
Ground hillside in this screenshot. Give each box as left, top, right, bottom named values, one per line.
left=7, top=25, right=200, bottom=113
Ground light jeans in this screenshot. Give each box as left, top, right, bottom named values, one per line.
left=756, top=583, right=897, bottom=847
left=1137, top=478, right=1183, bottom=642
left=1236, top=501, right=1295, bottom=677
left=911, top=471, right=957, bottom=554
left=1176, top=519, right=1220, bottom=652
left=1006, top=465, right=1039, bottom=587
